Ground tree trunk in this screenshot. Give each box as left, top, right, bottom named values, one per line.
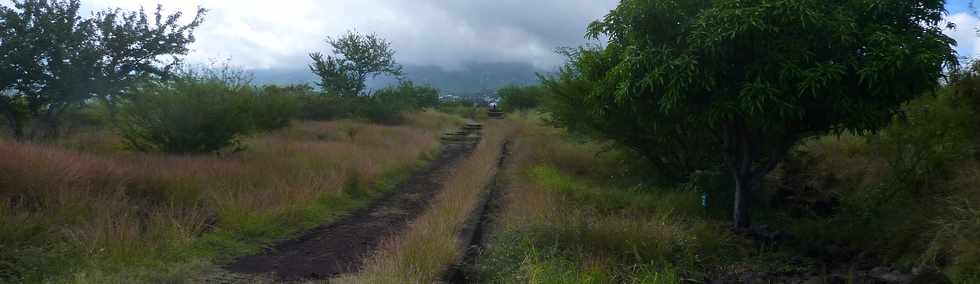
left=733, top=172, right=752, bottom=229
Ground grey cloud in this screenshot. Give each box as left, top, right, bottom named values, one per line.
left=75, top=0, right=618, bottom=70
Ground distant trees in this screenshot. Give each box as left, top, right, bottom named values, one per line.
left=497, top=85, right=543, bottom=112
left=309, top=31, right=402, bottom=97
left=0, top=0, right=205, bottom=140
left=545, top=0, right=956, bottom=229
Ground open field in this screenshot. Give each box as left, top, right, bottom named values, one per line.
left=0, top=111, right=461, bottom=283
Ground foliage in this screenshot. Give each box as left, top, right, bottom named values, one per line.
left=497, top=85, right=544, bottom=112
left=542, top=48, right=718, bottom=183
left=117, top=78, right=254, bottom=154
left=117, top=68, right=299, bottom=154
left=296, top=80, right=438, bottom=124
left=0, top=0, right=205, bottom=140
left=549, top=0, right=956, bottom=228
left=298, top=94, right=359, bottom=121
left=309, top=31, right=402, bottom=97
left=248, top=85, right=302, bottom=132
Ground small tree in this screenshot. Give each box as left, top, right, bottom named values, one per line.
left=309, top=31, right=402, bottom=97
left=557, top=0, right=955, bottom=229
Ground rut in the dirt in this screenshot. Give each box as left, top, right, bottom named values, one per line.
left=444, top=140, right=512, bottom=284
left=226, top=142, right=476, bottom=281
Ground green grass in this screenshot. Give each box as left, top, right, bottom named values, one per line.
left=474, top=117, right=753, bottom=283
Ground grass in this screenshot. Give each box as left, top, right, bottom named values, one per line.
left=0, top=110, right=461, bottom=283
left=334, top=117, right=520, bottom=283
left=473, top=116, right=750, bottom=283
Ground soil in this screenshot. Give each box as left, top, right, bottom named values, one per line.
left=225, top=141, right=478, bottom=281
left=443, top=140, right=512, bottom=284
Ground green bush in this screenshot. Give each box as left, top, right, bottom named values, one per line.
left=246, top=86, right=302, bottom=131
left=118, top=79, right=255, bottom=154
left=497, top=84, right=543, bottom=112
left=298, top=95, right=358, bottom=121
left=117, top=76, right=300, bottom=154
left=297, top=80, right=439, bottom=124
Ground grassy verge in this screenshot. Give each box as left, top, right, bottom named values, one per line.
left=0, top=111, right=462, bottom=283
left=473, top=116, right=765, bottom=283
left=334, top=118, right=518, bottom=283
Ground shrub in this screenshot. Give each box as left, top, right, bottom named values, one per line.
left=299, top=95, right=358, bottom=121
left=117, top=78, right=256, bottom=154
left=246, top=85, right=302, bottom=131
left=497, top=84, right=543, bottom=112
left=296, top=80, right=440, bottom=124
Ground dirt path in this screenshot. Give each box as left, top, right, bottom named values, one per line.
left=225, top=141, right=477, bottom=281
left=443, top=140, right=512, bottom=283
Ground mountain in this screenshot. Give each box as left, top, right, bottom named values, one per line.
left=248, top=61, right=550, bottom=97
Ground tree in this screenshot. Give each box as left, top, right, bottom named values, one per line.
left=309, top=31, right=402, bottom=97
left=497, top=85, right=543, bottom=112
left=541, top=47, right=718, bottom=183
left=555, top=0, right=955, bottom=229
left=0, top=0, right=204, bottom=140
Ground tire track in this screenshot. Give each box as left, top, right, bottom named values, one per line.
left=224, top=141, right=478, bottom=282
left=443, top=139, right=512, bottom=284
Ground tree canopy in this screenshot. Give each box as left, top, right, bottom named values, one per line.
left=309, top=31, right=402, bottom=97
left=545, top=0, right=957, bottom=228
left=0, top=0, right=205, bottom=140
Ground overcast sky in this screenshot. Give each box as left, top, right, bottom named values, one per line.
left=58, top=0, right=980, bottom=70
left=75, top=0, right=617, bottom=70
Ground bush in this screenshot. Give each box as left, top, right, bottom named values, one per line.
left=497, top=84, right=543, bottom=112
left=246, top=86, right=302, bottom=131
left=299, top=95, right=358, bottom=121
left=297, top=80, right=440, bottom=124
left=117, top=77, right=300, bottom=154
left=118, top=79, right=254, bottom=154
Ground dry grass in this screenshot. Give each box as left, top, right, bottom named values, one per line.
left=333, top=118, right=520, bottom=283
left=0, top=111, right=458, bottom=283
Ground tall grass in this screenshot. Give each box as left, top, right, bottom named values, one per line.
left=335, top=118, right=520, bottom=283
left=475, top=116, right=744, bottom=283
left=0, top=111, right=458, bottom=283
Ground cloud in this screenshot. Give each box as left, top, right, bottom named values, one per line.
left=30, top=1, right=980, bottom=69
left=946, top=12, right=980, bottom=60
left=76, top=0, right=618, bottom=70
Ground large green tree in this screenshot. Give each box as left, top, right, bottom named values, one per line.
left=0, top=0, right=204, bottom=140
left=551, top=0, right=956, bottom=229
left=309, top=31, right=402, bottom=97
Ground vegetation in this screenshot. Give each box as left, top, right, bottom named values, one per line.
left=478, top=87, right=980, bottom=282
left=0, top=0, right=205, bottom=140
left=118, top=69, right=299, bottom=154
left=497, top=85, right=543, bottom=112
left=544, top=0, right=957, bottom=228
left=309, top=31, right=402, bottom=97
left=338, top=119, right=518, bottom=283
left=2, top=0, right=979, bottom=283
left=476, top=116, right=744, bottom=283
left=0, top=112, right=457, bottom=283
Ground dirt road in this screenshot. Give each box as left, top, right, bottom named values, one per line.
left=225, top=141, right=477, bottom=281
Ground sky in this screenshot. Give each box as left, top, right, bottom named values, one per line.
left=76, top=0, right=618, bottom=71
left=36, top=0, right=980, bottom=70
